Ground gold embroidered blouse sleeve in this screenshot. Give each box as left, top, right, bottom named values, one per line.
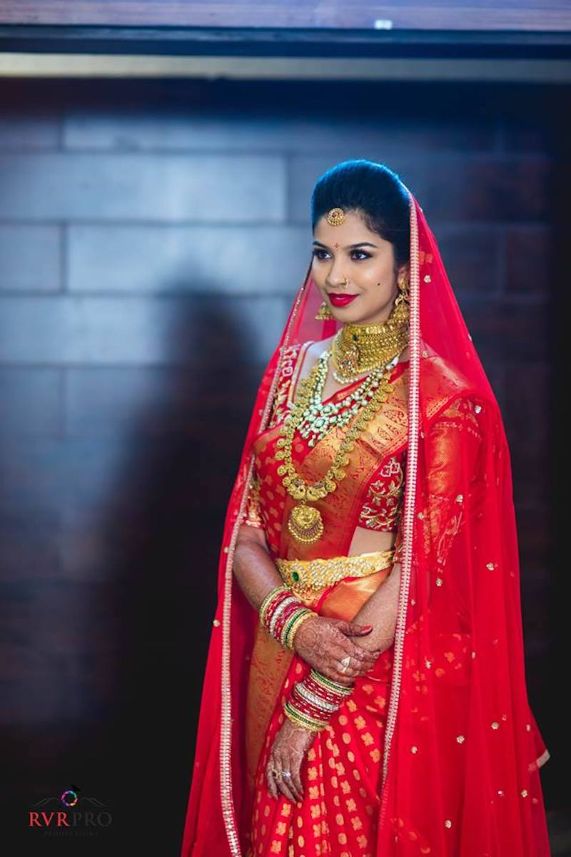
left=242, top=469, right=264, bottom=529
left=357, top=453, right=406, bottom=533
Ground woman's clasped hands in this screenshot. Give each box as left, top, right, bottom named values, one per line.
left=293, top=614, right=381, bottom=684
left=266, top=615, right=381, bottom=801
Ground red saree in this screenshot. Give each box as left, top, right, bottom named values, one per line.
left=180, top=193, right=550, bottom=857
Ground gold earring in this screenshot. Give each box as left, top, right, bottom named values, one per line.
left=315, top=301, right=334, bottom=320
left=396, top=273, right=410, bottom=304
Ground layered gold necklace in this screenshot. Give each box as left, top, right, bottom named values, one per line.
left=331, top=295, right=409, bottom=383
left=275, top=310, right=408, bottom=544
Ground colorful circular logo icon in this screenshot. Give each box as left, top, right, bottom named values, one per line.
left=60, top=789, right=78, bottom=807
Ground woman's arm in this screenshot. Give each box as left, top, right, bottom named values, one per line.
left=348, top=560, right=402, bottom=657
left=233, top=523, right=380, bottom=681
left=233, top=523, right=286, bottom=610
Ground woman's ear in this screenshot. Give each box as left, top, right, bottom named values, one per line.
left=397, top=264, right=410, bottom=285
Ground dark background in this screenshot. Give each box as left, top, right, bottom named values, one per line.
left=0, top=72, right=569, bottom=853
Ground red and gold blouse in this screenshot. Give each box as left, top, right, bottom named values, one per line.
left=241, top=341, right=408, bottom=553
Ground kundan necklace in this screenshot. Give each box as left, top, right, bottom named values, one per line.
left=275, top=349, right=401, bottom=545
left=297, top=350, right=393, bottom=448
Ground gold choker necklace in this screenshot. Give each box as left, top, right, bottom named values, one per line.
left=331, top=297, right=409, bottom=383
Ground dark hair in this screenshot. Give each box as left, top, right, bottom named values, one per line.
left=310, top=159, right=410, bottom=267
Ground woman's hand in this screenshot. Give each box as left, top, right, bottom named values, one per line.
left=293, top=615, right=381, bottom=684
left=266, top=718, right=315, bottom=802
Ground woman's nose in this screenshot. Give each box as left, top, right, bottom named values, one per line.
left=326, top=267, right=348, bottom=288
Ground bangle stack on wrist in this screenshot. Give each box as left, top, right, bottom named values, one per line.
left=284, top=668, right=354, bottom=732
left=259, top=585, right=317, bottom=651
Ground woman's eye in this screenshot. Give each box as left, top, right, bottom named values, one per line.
left=311, top=249, right=370, bottom=261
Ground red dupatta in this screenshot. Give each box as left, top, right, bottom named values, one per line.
left=180, top=192, right=550, bottom=857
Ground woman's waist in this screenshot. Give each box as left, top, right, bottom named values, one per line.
left=275, top=549, right=394, bottom=598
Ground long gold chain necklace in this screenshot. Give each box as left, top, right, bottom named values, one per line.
left=275, top=352, right=399, bottom=544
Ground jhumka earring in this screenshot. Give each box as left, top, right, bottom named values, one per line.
left=395, top=272, right=410, bottom=305
left=315, top=301, right=334, bottom=320
left=391, top=272, right=410, bottom=327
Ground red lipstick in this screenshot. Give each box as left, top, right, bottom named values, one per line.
left=328, top=293, right=359, bottom=307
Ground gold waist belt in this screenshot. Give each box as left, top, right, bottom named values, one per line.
left=276, top=549, right=394, bottom=597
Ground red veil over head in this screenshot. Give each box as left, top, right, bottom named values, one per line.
left=180, top=190, right=550, bottom=856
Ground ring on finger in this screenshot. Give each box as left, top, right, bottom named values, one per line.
left=339, top=655, right=352, bottom=673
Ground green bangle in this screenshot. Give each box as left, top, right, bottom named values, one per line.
left=283, top=609, right=315, bottom=650
left=311, top=668, right=354, bottom=696
left=280, top=608, right=304, bottom=646
left=281, top=607, right=312, bottom=649
left=284, top=700, right=327, bottom=731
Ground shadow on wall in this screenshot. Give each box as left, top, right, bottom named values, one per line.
left=95, top=290, right=265, bottom=853
left=3, top=284, right=271, bottom=856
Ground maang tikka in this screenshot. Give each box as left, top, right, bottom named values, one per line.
left=326, top=207, right=346, bottom=226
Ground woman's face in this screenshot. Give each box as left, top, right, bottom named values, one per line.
left=311, top=209, right=407, bottom=325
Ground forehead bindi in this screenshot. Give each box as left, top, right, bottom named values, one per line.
left=314, top=217, right=382, bottom=251
left=313, top=238, right=380, bottom=251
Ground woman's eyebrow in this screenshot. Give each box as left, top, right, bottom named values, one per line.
left=312, top=240, right=378, bottom=249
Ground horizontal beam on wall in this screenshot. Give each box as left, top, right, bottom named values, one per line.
left=0, top=52, right=570, bottom=82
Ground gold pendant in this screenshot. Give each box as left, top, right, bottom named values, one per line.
left=337, top=342, right=360, bottom=378
left=287, top=503, right=324, bottom=544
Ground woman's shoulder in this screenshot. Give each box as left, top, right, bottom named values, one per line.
left=421, top=347, right=493, bottom=423
left=422, top=344, right=471, bottom=393
left=297, top=336, right=335, bottom=378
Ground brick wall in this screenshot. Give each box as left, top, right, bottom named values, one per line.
left=0, top=78, right=565, bottom=851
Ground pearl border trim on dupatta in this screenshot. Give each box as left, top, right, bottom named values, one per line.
left=380, top=192, right=421, bottom=792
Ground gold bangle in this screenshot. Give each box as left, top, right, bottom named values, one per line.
left=280, top=606, right=311, bottom=648
left=283, top=700, right=327, bottom=731
left=311, top=668, right=354, bottom=696
left=258, top=584, right=289, bottom=626
left=284, top=609, right=316, bottom=650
